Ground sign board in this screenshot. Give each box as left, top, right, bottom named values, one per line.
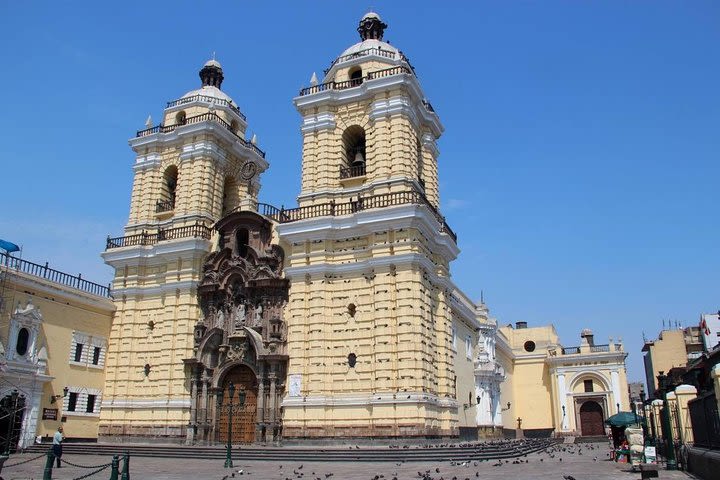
left=288, top=374, right=302, bottom=397
left=644, top=446, right=656, bottom=464
left=42, top=408, right=58, bottom=420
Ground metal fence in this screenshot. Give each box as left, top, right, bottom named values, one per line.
left=688, top=391, right=720, bottom=449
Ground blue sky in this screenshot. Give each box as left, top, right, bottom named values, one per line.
left=1, top=2, right=718, bottom=384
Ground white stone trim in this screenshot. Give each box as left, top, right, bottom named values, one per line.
left=108, top=279, right=199, bottom=297
left=102, top=238, right=212, bottom=266
left=300, top=112, right=336, bottom=133
left=275, top=203, right=459, bottom=259
left=2, top=270, right=113, bottom=310
left=281, top=392, right=458, bottom=409
left=101, top=398, right=191, bottom=409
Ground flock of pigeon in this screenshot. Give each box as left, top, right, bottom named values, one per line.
left=218, top=441, right=604, bottom=480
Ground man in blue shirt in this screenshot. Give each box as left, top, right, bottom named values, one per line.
left=52, top=426, right=64, bottom=468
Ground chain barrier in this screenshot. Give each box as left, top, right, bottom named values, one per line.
left=62, top=458, right=113, bottom=469
left=70, top=463, right=111, bottom=480
left=3, top=451, right=47, bottom=467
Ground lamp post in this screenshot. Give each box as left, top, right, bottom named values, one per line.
left=3, top=390, right=20, bottom=455
left=657, top=372, right=677, bottom=470
left=224, top=382, right=235, bottom=468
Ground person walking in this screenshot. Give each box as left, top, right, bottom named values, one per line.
left=52, top=426, right=64, bottom=468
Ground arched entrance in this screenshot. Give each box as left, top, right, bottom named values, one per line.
left=0, top=393, right=26, bottom=453
left=218, top=365, right=257, bottom=444
left=579, top=400, right=605, bottom=436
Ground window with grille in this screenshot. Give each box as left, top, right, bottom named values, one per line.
left=67, top=392, right=78, bottom=412
left=63, top=387, right=102, bottom=416
left=69, top=332, right=106, bottom=368
left=584, top=380, right=594, bottom=392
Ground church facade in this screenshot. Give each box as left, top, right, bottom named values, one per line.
left=98, top=12, right=504, bottom=444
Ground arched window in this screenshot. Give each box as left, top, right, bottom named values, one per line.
left=158, top=165, right=178, bottom=212
left=236, top=228, right=249, bottom=258
left=16, top=328, right=29, bottom=356
left=341, top=126, right=366, bottom=178
left=175, top=111, right=187, bottom=125
left=349, top=67, right=363, bottom=86
left=416, top=137, right=425, bottom=189
left=222, top=176, right=238, bottom=215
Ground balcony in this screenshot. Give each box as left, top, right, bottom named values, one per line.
left=135, top=112, right=265, bottom=159
left=106, top=223, right=212, bottom=250
left=0, top=251, right=110, bottom=297
left=156, top=199, right=175, bottom=213
left=339, top=164, right=366, bottom=179
left=299, top=66, right=413, bottom=96
left=166, top=94, right=246, bottom=121
left=252, top=189, right=457, bottom=243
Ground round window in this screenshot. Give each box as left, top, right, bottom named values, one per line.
left=523, top=340, right=536, bottom=353
left=16, top=328, right=29, bottom=356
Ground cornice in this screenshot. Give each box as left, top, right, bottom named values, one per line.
left=275, top=203, right=459, bottom=260
left=101, top=238, right=212, bottom=267
left=294, top=75, right=443, bottom=138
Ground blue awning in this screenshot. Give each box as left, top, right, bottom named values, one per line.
left=0, top=239, right=20, bottom=253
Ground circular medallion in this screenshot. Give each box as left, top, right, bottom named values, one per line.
left=240, top=162, right=257, bottom=180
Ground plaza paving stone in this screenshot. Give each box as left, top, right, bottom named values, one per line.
left=1, top=443, right=696, bottom=480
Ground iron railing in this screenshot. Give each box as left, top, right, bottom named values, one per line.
left=166, top=94, right=246, bottom=121
left=323, top=47, right=415, bottom=75
left=688, top=391, right=720, bottom=449
left=0, top=251, right=110, bottom=297
left=155, top=199, right=175, bottom=213
left=590, top=344, right=610, bottom=353
left=136, top=112, right=265, bottom=158
left=106, top=223, right=212, bottom=250
left=300, top=65, right=413, bottom=96
left=339, top=164, right=366, bottom=179
left=253, top=190, right=456, bottom=243
left=561, top=347, right=580, bottom=355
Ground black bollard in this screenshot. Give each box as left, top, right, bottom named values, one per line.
left=43, top=450, right=55, bottom=480
left=109, top=455, right=119, bottom=480
left=121, top=452, right=130, bottom=480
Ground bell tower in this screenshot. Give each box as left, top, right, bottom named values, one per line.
left=278, top=13, right=481, bottom=441
left=100, top=59, right=267, bottom=442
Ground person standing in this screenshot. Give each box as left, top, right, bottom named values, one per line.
left=52, top=426, right=64, bottom=468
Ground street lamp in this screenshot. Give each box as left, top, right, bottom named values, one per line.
left=217, top=382, right=248, bottom=468
left=657, top=372, right=677, bottom=470
left=3, top=390, right=21, bottom=455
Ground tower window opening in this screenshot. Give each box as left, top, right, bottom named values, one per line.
left=236, top=228, right=249, bottom=258
left=349, top=67, right=363, bottom=86
left=175, top=111, right=187, bottom=125
left=416, top=138, right=425, bottom=190
left=158, top=165, right=178, bottom=212
left=222, top=176, right=239, bottom=215
left=230, top=119, right=239, bottom=134
left=348, top=353, right=357, bottom=368
left=340, top=125, right=366, bottom=179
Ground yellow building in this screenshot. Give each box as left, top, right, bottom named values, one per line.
left=642, top=327, right=703, bottom=398
left=497, top=323, right=629, bottom=437
left=0, top=251, right=114, bottom=449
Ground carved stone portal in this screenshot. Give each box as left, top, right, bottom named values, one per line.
left=185, top=211, right=288, bottom=444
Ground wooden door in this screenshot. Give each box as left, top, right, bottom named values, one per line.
left=218, top=366, right=257, bottom=444
left=579, top=401, right=605, bottom=436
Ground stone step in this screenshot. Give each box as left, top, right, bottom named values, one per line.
left=26, top=438, right=558, bottom=462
